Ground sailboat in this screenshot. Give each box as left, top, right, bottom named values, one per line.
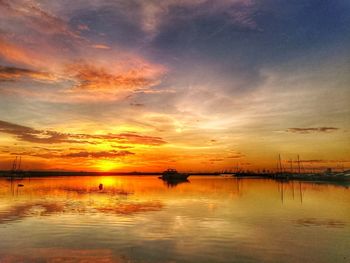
left=9, top=156, right=24, bottom=178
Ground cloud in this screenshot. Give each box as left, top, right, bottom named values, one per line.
left=0, top=120, right=166, bottom=146
left=209, top=158, right=224, bottom=162
left=227, top=154, right=245, bottom=159
left=286, top=127, right=339, bottom=134
left=73, top=132, right=166, bottom=146
left=0, top=0, right=80, bottom=39
left=66, top=63, right=162, bottom=91
left=130, top=102, right=145, bottom=107
left=91, top=44, right=110, bottom=49
left=138, top=0, right=258, bottom=37
left=0, top=39, right=39, bottom=67
left=18, top=150, right=134, bottom=159
left=77, top=24, right=90, bottom=31
left=53, top=61, right=168, bottom=103
left=0, top=120, right=85, bottom=144
left=63, top=150, right=134, bottom=158
left=106, top=133, right=165, bottom=145
left=0, top=65, right=56, bottom=82
left=111, top=145, right=134, bottom=149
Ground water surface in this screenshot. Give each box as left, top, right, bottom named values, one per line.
left=0, top=176, right=349, bottom=262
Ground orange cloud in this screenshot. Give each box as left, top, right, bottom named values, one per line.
left=14, top=150, right=135, bottom=159
left=77, top=133, right=166, bottom=146
left=227, top=153, right=245, bottom=159
left=0, top=120, right=85, bottom=144
left=0, top=39, right=36, bottom=66
left=0, top=120, right=166, bottom=146
left=64, top=150, right=134, bottom=158
left=66, top=63, right=163, bottom=91
left=91, top=44, right=111, bottom=50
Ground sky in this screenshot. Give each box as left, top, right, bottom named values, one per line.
left=0, top=0, right=349, bottom=172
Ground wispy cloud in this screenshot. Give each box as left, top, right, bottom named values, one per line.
left=64, top=150, right=133, bottom=158
left=0, top=0, right=81, bottom=39
left=0, top=120, right=82, bottom=144
left=0, top=120, right=166, bottom=146
left=19, top=150, right=134, bottom=159
left=209, top=158, right=224, bottom=162
left=286, top=127, right=339, bottom=134
left=91, top=44, right=111, bottom=50
left=66, top=63, right=163, bottom=91
left=0, top=38, right=39, bottom=67
left=138, top=0, right=258, bottom=37
left=75, top=133, right=166, bottom=146
left=227, top=153, right=245, bottom=159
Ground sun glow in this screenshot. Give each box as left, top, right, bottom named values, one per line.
left=95, top=160, right=120, bottom=172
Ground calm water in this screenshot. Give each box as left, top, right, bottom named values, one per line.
left=0, top=176, right=349, bottom=263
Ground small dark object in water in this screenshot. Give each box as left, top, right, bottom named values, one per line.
left=18, top=184, right=24, bottom=187
left=99, top=183, right=103, bottom=190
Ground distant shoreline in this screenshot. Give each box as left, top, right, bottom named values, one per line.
left=1, top=171, right=349, bottom=184
left=0, top=170, right=222, bottom=177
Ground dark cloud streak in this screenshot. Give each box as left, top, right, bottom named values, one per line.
left=0, top=65, right=55, bottom=81
left=286, top=127, right=339, bottom=134
left=0, top=120, right=166, bottom=145
left=64, top=150, right=134, bottom=158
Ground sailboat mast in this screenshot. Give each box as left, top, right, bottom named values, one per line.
left=278, top=154, right=283, bottom=173
left=12, top=156, right=17, bottom=171
left=297, top=155, right=301, bottom=175
left=18, top=156, right=21, bottom=171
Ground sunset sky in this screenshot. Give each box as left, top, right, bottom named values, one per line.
left=0, top=0, right=349, bottom=172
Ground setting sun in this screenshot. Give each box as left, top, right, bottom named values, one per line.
left=95, top=160, right=122, bottom=172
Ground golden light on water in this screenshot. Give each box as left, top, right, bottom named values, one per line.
left=99, top=176, right=119, bottom=186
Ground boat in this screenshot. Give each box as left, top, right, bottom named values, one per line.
left=312, top=170, right=350, bottom=182
left=161, top=169, right=189, bottom=180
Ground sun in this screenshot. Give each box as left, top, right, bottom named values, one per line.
left=95, top=160, right=120, bottom=172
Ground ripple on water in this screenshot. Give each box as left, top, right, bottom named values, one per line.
left=294, top=218, right=347, bottom=228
